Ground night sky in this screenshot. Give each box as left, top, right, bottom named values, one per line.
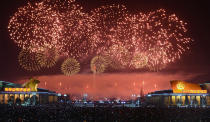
left=0, top=0, right=210, bottom=97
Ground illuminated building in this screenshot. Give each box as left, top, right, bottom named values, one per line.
left=0, top=80, right=58, bottom=105
left=146, top=80, right=210, bottom=107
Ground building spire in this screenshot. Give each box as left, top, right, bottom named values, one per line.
left=140, top=86, right=144, bottom=97
left=140, top=81, right=144, bottom=97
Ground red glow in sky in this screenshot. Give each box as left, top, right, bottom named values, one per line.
left=16, top=72, right=201, bottom=99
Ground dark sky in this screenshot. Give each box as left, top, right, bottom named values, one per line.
left=0, top=0, right=210, bottom=83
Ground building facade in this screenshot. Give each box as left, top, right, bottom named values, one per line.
left=0, top=80, right=58, bottom=105
left=146, top=80, right=210, bottom=107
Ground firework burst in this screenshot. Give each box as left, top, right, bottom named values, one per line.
left=53, top=0, right=95, bottom=59
left=116, top=9, right=192, bottom=71
left=90, top=4, right=128, bottom=54
left=61, top=58, right=80, bottom=76
left=103, top=44, right=132, bottom=69
left=131, top=53, right=148, bottom=69
left=36, top=47, right=59, bottom=68
left=8, top=1, right=64, bottom=53
left=8, top=0, right=193, bottom=72
left=18, top=49, right=41, bottom=71
left=90, top=56, right=109, bottom=74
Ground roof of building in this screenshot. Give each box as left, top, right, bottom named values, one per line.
left=0, top=81, right=22, bottom=88
left=150, top=89, right=173, bottom=94
left=0, top=81, right=55, bottom=93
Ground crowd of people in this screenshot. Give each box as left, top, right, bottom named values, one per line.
left=1, top=104, right=210, bottom=122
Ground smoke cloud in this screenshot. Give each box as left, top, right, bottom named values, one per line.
left=15, top=72, right=204, bottom=99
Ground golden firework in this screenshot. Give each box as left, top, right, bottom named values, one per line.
left=61, top=58, right=80, bottom=76
left=36, top=47, right=59, bottom=68
left=103, top=44, right=131, bottom=69
left=146, top=47, right=168, bottom=71
left=18, top=49, right=41, bottom=71
left=90, top=55, right=108, bottom=74
left=131, top=53, right=148, bottom=69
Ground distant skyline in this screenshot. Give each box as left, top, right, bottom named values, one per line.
left=0, top=0, right=210, bottom=97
